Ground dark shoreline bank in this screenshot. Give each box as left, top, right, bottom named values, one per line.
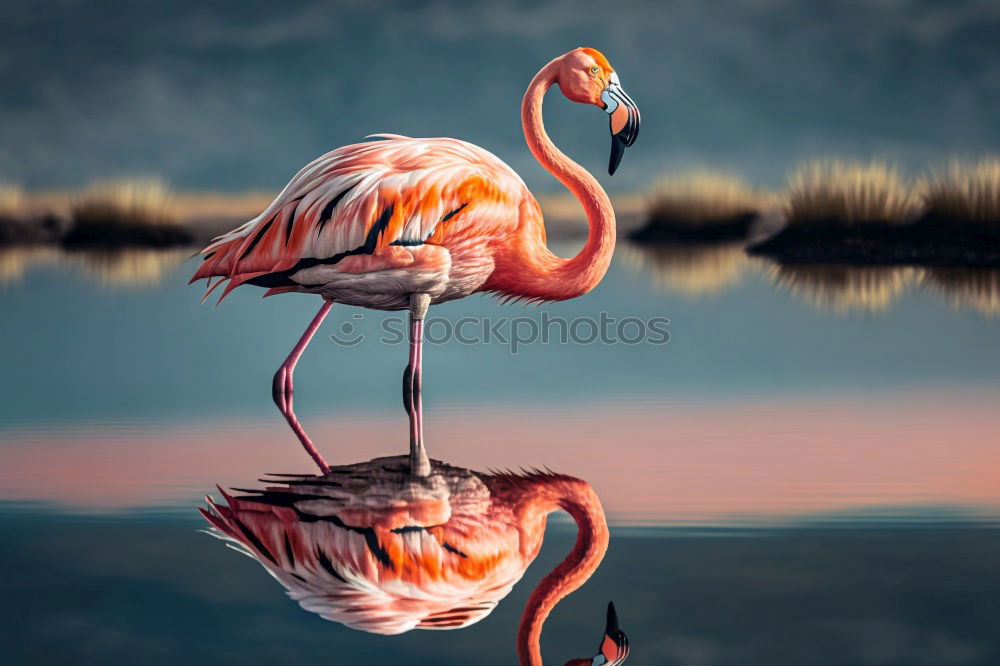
left=0, top=216, right=241, bottom=251
left=628, top=213, right=756, bottom=244
left=747, top=216, right=1000, bottom=267
left=5, top=209, right=1000, bottom=272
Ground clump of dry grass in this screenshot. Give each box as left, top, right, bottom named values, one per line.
left=535, top=192, right=645, bottom=239
left=647, top=170, right=771, bottom=225
left=71, top=178, right=177, bottom=227
left=170, top=190, right=277, bottom=224
left=918, top=158, right=1000, bottom=223
left=0, top=181, right=26, bottom=219
left=785, top=160, right=918, bottom=225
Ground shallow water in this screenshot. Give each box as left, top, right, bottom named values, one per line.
left=4, top=517, right=1000, bottom=666
left=2, top=246, right=999, bottom=664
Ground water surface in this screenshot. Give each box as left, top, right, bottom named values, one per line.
left=2, top=248, right=999, bottom=664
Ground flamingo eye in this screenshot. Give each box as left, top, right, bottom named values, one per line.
left=590, top=65, right=600, bottom=74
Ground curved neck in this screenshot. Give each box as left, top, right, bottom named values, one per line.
left=513, top=475, right=610, bottom=666
left=496, top=60, right=616, bottom=302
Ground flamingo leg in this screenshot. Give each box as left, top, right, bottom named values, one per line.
left=272, top=300, right=334, bottom=474
left=403, top=293, right=431, bottom=477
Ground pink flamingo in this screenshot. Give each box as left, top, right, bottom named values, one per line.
left=201, top=455, right=629, bottom=665
left=190, top=47, right=640, bottom=475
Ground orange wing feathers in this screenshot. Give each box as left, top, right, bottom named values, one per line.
left=201, top=466, right=533, bottom=635
left=191, top=135, right=526, bottom=302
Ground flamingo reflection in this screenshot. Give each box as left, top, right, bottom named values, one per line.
left=201, top=454, right=628, bottom=665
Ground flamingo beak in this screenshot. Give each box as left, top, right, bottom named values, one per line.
left=601, top=73, right=640, bottom=176
left=588, top=602, right=630, bottom=665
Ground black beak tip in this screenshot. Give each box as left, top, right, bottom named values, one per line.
left=608, top=136, right=627, bottom=176
left=606, top=601, right=620, bottom=634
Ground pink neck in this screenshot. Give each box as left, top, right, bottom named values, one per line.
left=490, top=474, right=609, bottom=666
left=493, top=60, right=617, bottom=302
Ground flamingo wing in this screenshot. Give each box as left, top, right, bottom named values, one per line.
left=190, top=134, right=526, bottom=302
left=201, top=473, right=530, bottom=635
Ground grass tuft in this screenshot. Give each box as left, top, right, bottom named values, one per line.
left=785, top=160, right=918, bottom=225
left=646, top=170, right=770, bottom=226
left=71, top=178, right=177, bottom=227
left=918, top=158, right=1000, bottom=223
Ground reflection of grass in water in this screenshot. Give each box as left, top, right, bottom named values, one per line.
left=770, top=264, right=915, bottom=312
left=0, top=246, right=187, bottom=288
left=919, top=159, right=1000, bottom=223
left=0, top=181, right=26, bottom=219
left=0, top=245, right=61, bottom=286
left=73, top=248, right=189, bottom=287
left=786, top=160, right=918, bottom=225
left=646, top=170, right=771, bottom=225
left=620, top=242, right=754, bottom=297
left=921, top=268, right=1000, bottom=316
left=71, top=178, right=177, bottom=227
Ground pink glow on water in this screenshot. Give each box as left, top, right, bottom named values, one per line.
left=1, top=390, right=999, bottom=524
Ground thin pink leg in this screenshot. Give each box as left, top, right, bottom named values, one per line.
left=403, top=294, right=431, bottom=477
left=272, top=300, right=333, bottom=474
left=406, top=319, right=424, bottom=450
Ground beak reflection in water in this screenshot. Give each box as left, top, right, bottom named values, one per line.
left=566, top=602, right=630, bottom=666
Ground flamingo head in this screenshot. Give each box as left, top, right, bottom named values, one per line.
left=564, top=602, right=631, bottom=666
left=555, top=47, right=640, bottom=176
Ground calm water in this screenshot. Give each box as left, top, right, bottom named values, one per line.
left=2, top=244, right=999, bottom=664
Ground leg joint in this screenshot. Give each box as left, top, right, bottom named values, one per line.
left=409, top=293, right=431, bottom=321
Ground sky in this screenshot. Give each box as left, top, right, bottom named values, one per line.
left=0, top=0, right=998, bottom=192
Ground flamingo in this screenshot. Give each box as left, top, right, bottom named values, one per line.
left=190, top=47, right=640, bottom=475
left=201, top=455, right=629, bottom=665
